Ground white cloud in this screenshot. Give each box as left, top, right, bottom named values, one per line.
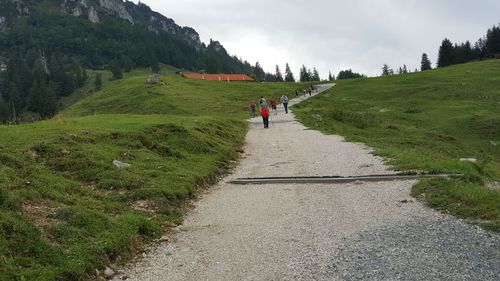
left=132, top=0, right=500, bottom=78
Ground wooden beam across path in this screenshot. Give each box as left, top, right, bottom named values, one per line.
left=228, top=174, right=461, bottom=185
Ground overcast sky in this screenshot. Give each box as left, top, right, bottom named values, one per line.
left=133, top=0, right=499, bottom=78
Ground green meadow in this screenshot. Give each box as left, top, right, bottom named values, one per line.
left=294, top=60, right=500, bottom=231
left=0, top=71, right=303, bottom=280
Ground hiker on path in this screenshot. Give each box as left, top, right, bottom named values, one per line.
left=308, top=87, right=312, bottom=96
left=259, top=96, right=265, bottom=107
left=280, top=94, right=289, bottom=114
left=295, top=90, right=298, bottom=97
left=270, top=97, right=277, bottom=115
left=260, top=98, right=270, bottom=128
left=250, top=101, right=257, bottom=117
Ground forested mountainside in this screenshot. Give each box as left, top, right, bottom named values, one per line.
left=0, top=0, right=253, bottom=122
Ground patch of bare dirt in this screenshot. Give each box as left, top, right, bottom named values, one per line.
left=22, top=201, right=60, bottom=243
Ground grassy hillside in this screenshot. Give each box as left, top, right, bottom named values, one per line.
left=63, top=73, right=302, bottom=118
left=0, top=73, right=301, bottom=280
left=294, top=60, right=500, bottom=231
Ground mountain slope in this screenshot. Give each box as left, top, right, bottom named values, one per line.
left=0, top=0, right=255, bottom=122
left=1, top=0, right=201, bottom=47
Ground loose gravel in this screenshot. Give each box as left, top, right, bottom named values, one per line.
left=117, top=84, right=499, bottom=281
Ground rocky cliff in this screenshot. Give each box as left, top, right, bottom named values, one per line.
left=0, top=0, right=203, bottom=48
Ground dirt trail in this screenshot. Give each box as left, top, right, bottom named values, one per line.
left=118, top=84, right=499, bottom=281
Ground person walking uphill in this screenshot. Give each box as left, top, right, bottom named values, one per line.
left=260, top=98, right=270, bottom=128
left=250, top=100, right=257, bottom=117
left=280, top=94, right=289, bottom=114
left=270, top=97, right=277, bottom=115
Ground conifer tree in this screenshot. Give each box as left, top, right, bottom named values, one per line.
left=311, top=68, right=320, bottom=81
left=486, top=24, right=500, bottom=54
left=28, top=80, right=57, bottom=118
left=284, top=63, right=295, bottom=82
left=420, top=53, right=432, bottom=71
left=150, top=54, right=161, bottom=73
left=94, top=73, right=103, bottom=91
left=402, top=65, right=408, bottom=74
left=253, top=62, right=265, bottom=82
left=381, top=64, right=393, bottom=76
left=82, top=69, right=88, bottom=84
left=111, top=61, right=123, bottom=80
left=299, top=65, right=308, bottom=82
left=328, top=71, right=335, bottom=81
left=437, top=39, right=455, bottom=67
left=275, top=65, right=284, bottom=82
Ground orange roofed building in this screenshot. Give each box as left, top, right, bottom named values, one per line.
left=182, top=73, right=254, bottom=82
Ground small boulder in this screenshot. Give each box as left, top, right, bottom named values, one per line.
left=113, top=160, right=131, bottom=168
left=104, top=267, right=114, bottom=278
left=104, top=267, right=115, bottom=279
left=311, top=114, right=322, bottom=121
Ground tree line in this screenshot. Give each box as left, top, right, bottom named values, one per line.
left=381, top=23, right=500, bottom=76
left=250, top=62, right=310, bottom=83
left=437, top=23, right=500, bottom=67
left=251, top=63, right=366, bottom=83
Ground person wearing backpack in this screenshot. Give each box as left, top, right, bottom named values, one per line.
left=280, top=94, right=289, bottom=114
left=250, top=100, right=257, bottom=117
left=269, top=97, right=277, bottom=115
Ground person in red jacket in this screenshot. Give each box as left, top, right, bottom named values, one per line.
left=269, top=97, right=277, bottom=115
left=260, top=98, right=270, bottom=128
left=250, top=101, right=257, bottom=117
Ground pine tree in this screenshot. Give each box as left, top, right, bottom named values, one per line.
left=82, top=69, right=88, bottom=84
left=328, top=71, right=335, bottom=81
left=284, top=63, right=295, bottom=82
left=253, top=62, right=265, bottom=82
left=437, top=39, right=455, bottom=67
left=381, top=64, right=393, bottom=76
left=28, top=80, right=57, bottom=118
left=275, top=65, right=284, bottom=82
left=337, top=69, right=364, bottom=80
left=311, top=68, right=320, bottom=81
left=150, top=54, right=161, bottom=73
left=94, top=73, right=103, bottom=91
left=74, top=66, right=84, bottom=88
left=299, top=65, right=308, bottom=82
left=306, top=68, right=313, bottom=81
left=486, top=24, right=500, bottom=54
left=111, top=61, right=123, bottom=80
left=265, top=72, right=277, bottom=82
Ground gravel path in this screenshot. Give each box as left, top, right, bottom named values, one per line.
left=117, top=84, right=499, bottom=281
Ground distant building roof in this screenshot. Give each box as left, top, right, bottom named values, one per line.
left=182, top=73, right=254, bottom=81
